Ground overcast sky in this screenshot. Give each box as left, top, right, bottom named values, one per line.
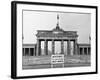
left=23, top=10, right=91, bottom=44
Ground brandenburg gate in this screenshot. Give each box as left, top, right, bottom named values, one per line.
left=23, top=15, right=91, bottom=57
left=36, top=15, right=78, bottom=56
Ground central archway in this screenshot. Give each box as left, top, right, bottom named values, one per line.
left=55, top=41, right=61, bottom=54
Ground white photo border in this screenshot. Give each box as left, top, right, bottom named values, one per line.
left=11, top=1, right=98, bottom=79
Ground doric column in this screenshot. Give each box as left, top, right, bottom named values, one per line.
left=23, top=48, right=25, bottom=56
left=24, top=48, right=26, bottom=56
left=34, top=48, right=35, bottom=56
left=44, top=40, right=48, bottom=55
left=73, top=41, right=75, bottom=55
left=34, top=45, right=36, bottom=56
left=33, top=48, right=34, bottom=56
left=36, top=39, right=41, bottom=56
left=39, top=40, right=41, bottom=56
left=71, top=41, right=74, bottom=56
left=46, top=40, right=48, bottom=55
left=74, top=39, right=78, bottom=55
left=29, top=48, right=30, bottom=56
left=79, top=47, right=80, bottom=55
left=61, top=40, right=64, bottom=54
left=67, top=40, right=71, bottom=55
left=82, top=48, right=84, bottom=55
left=52, top=40, right=55, bottom=55
left=36, top=39, right=39, bottom=56
left=88, top=47, right=91, bottom=55
left=87, top=47, right=88, bottom=55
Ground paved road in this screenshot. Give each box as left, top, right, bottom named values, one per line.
left=23, top=63, right=90, bottom=69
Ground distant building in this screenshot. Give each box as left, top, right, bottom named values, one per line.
left=23, top=44, right=36, bottom=56
left=77, top=44, right=91, bottom=55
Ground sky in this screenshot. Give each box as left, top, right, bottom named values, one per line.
left=23, top=10, right=91, bottom=45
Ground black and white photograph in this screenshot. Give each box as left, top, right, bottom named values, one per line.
left=11, top=1, right=97, bottom=79
left=22, top=11, right=91, bottom=69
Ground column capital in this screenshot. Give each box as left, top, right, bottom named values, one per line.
left=68, top=39, right=70, bottom=41
left=44, top=39, right=47, bottom=41
left=37, top=38, right=39, bottom=40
